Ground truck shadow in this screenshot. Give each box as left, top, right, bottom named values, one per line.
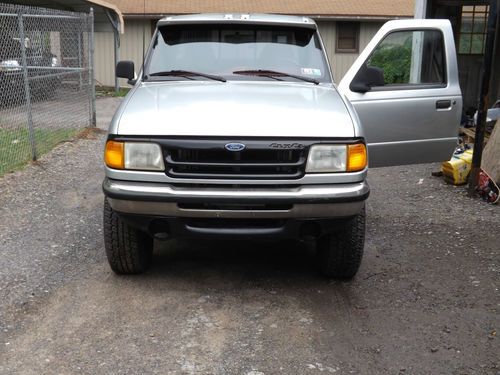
left=147, top=238, right=324, bottom=283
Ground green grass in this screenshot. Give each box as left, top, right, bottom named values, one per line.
left=113, top=88, right=130, bottom=97
left=0, top=127, right=79, bottom=176
left=96, top=87, right=130, bottom=98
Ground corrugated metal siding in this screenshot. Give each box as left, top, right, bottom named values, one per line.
left=94, top=32, right=114, bottom=86
left=94, top=19, right=382, bottom=87
left=119, top=19, right=152, bottom=86
left=317, top=21, right=383, bottom=82
left=95, top=19, right=152, bottom=87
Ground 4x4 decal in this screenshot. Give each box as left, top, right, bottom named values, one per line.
left=268, top=143, right=305, bottom=149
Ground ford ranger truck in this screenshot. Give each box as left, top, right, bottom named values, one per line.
left=102, top=14, right=461, bottom=278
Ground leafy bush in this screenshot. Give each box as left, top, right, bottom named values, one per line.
left=369, top=36, right=412, bottom=84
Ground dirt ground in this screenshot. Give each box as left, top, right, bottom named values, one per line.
left=0, top=97, right=498, bottom=375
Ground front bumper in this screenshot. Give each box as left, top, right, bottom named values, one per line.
left=103, top=178, right=369, bottom=219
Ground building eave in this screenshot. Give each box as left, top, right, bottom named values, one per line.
left=121, top=13, right=413, bottom=22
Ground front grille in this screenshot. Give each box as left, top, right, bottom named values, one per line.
left=164, top=141, right=307, bottom=179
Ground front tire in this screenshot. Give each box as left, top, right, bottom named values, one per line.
left=317, top=206, right=366, bottom=279
left=103, top=198, right=153, bottom=274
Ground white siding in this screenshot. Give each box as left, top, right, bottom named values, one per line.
left=317, top=21, right=383, bottom=82
left=95, top=19, right=152, bottom=87
left=94, top=19, right=383, bottom=87
left=94, top=32, right=114, bottom=86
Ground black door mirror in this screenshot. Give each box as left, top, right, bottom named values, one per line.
left=116, top=60, right=135, bottom=82
left=350, top=65, right=385, bottom=93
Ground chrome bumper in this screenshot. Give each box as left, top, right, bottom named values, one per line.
left=103, top=178, right=369, bottom=219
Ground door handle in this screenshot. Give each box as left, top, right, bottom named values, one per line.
left=436, top=100, right=452, bottom=109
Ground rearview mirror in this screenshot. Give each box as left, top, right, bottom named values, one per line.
left=116, top=60, right=135, bottom=82
left=350, top=65, right=384, bottom=93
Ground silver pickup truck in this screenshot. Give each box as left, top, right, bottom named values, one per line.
left=103, top=14, right=461, bottom=278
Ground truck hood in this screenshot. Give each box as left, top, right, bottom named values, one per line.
left=113, top=81, right=355, bottom=138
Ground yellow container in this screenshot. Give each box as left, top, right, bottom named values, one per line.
left=441, top=149, right=473, bottom=185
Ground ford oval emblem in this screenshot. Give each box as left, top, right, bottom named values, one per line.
left=225, top=142, right=246, bottom=152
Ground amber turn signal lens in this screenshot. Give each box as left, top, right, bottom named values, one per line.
left=347, top=143, right=367, bottom=172
left=105, top=140, right=124, bottom=169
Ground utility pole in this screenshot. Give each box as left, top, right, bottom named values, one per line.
left=468, top=0, right=498, bottom=196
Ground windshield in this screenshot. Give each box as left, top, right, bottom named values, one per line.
left=145, top=24, right=331, bottom=83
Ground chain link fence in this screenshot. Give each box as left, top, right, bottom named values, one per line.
left=0, top=2, right=95, bottom=176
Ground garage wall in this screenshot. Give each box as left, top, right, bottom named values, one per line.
left=94, top=18, right=384, bottom=87
left=94, top=31, right=114, bottom=86
left=95, top=19, right=152, bottom=87
left=317, top=21, right=384, bottom=82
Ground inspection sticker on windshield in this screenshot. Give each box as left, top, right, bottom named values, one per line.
left=301, top=68, right=321, bottom=76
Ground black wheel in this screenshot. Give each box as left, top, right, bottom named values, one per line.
left=317, top=206, right=366, bottom=279
left=103, top=198, right=153, bottom=274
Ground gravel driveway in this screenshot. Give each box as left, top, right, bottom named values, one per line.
left=0, top=97, right=498, bottom=375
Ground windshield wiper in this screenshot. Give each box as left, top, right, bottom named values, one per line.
left=233, top=69, right=319, bottom=85
left=147, top=70, right=226, bottom=82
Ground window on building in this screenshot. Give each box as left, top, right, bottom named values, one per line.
left=336, top=22, right=359, bottom=53
left=458, top=5, right=489, bottom=54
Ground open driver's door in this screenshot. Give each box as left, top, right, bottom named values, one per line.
left=338, top=19, right=462, bottom=167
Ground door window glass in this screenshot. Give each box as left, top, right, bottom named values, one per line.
left=366, top=29, right=446, bottom=86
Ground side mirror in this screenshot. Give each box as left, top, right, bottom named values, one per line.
left=116, top=60, right=135, bottom=82
left=350, top=65, right=385, bottom=93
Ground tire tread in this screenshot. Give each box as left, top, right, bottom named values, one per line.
left=317, top=207, right=365, bottom=279
left=103, top=199, right=152, bottom=274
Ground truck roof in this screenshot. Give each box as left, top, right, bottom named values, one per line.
left=157, top=13, right=317, bottom=29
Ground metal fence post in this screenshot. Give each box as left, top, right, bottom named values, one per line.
left=18, top=12, right=37, bottom=161
left=78, top=33, right=83, bottom=90
left=89, top=8, right=96, bottom=127
left=113, top=26, right=119, bottom=95
left=105, top=9, right=120, bottom=95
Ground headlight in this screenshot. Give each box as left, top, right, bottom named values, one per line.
left=105, top=141, right=164, bottom=171
left=0, top=59, right=21, bottom=72
left=306, top=143, right=367, bottom=173
left=306, top=145, right=346, bottom=173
